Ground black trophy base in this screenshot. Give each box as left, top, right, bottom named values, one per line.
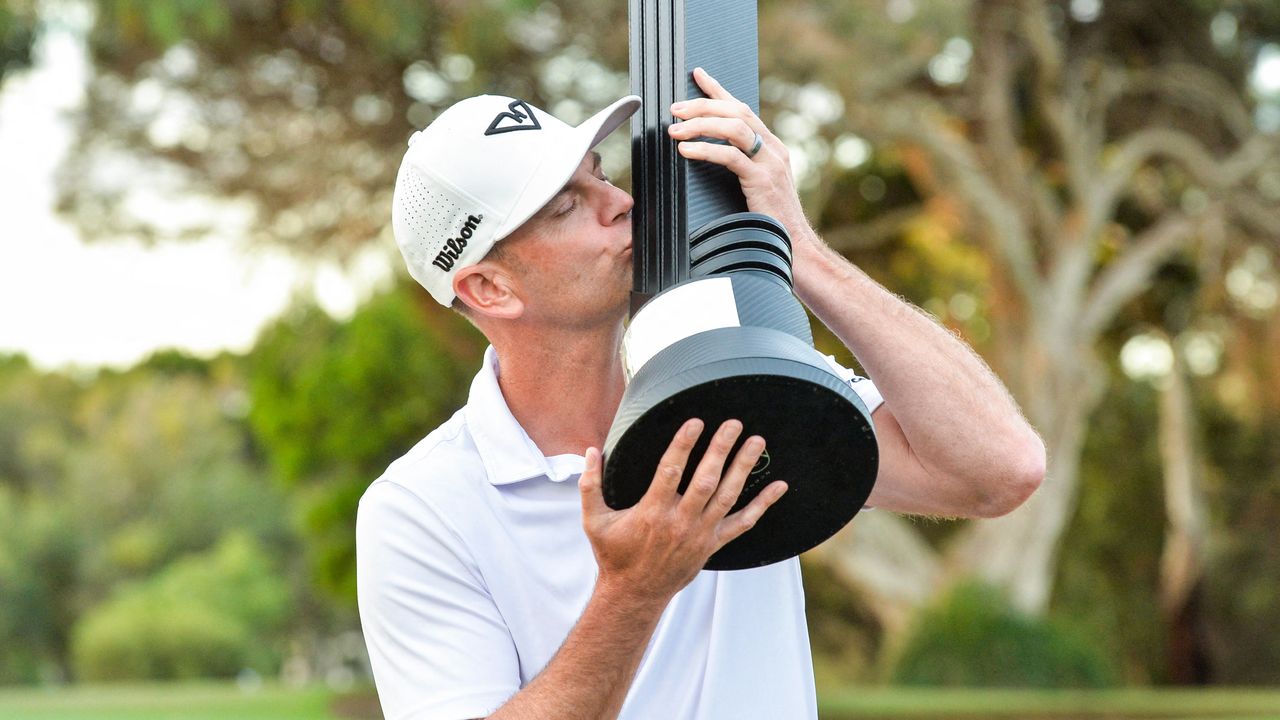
left=602, top=327, right=878, bottom=570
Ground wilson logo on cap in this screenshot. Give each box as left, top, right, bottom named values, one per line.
left=484, top=99, right=542, bottom=136
left=431, top=214, right=484, bottom=271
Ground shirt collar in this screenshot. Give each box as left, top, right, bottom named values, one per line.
left=465, top=346, right=585, bottom=486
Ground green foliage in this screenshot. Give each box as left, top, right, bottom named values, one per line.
left=1053, top=370, right=1167, bottom=682
left=247, top=285, right=483, bottom=602
left=73, top=600, right=248, bottom=682
left=337, top=0, right=441, bottom=62
left=64, top=368, right=292, bottom=597
left=71, top=0, right=630, bottom=253
left=891, top=582, right=1117, bottom=689
left=0, top=352, right=310, bottom=683
left=0, top=488, right=81, bottom=683
left=93, top=0, right=231, bottom=51
left=1200, top=396, right=1280, bottom=683
left=0, top=354, right=81, bottom=494
left=1056, top=335, right=1280, bottom=685
left=0, top=1, right=36, bottom=78
left=70, top=533, right=289, bottom=681
left=249, top=291, right=473, bottom=484
left=92, top=0, right=463, bottom=62
left=802, top=557, right=881, bottom=688
left=136, top=348, right=215, bottom=377
left=14, top=0, right=1280, bottom=692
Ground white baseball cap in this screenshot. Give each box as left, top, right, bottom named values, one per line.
left=392, top=93, right=641, bottom=306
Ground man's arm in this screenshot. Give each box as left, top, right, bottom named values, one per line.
left=358, top=420, right=783, bottom=720
left=486, top=420, right=786, bottom=719
left=788, top=237, right=1044, bottom=517
left=669, top=68, right=1045, bottom=518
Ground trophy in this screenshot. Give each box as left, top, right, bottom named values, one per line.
left=601, top=0, right=879, bottom=570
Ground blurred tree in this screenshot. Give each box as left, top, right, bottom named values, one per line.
left=0, top=354, right=81, bottom=495
left=891, top=581, right=1116, bottom=688
left=44, top=0, right=1280, bottom=684
left=66, top=361, right=292, bottom=597
left=58, top=0, right=630, bottom=254
left=802, top=0, right=1279, bottom=645
left=0, top=488, right=81, bottom=683
left=70, top=531, right=289, bottom=681
left=1197, top=313, right=1280, bottom=683
left=0, top=0, right=36, bottom=80
left=246, top=283, right=484, bottom=603
left=0, top=356, right=85, bottom=682
left=0, top=350, right=309, bottom=682
left=1053, top=362, right=1168, bottom=683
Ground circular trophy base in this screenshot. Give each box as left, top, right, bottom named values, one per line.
left=603, top=328, right=878, bottom=570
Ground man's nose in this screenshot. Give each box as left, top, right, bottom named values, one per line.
left=602, top=183, right=634, bottom=225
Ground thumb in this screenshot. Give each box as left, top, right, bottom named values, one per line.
left=579, top=447, right=610, bottom=518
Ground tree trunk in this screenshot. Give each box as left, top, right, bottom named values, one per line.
left=1159, top=337, right=1212, bottom=682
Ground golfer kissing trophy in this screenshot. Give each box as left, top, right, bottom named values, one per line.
left=602, top=0, right=879, bottom=570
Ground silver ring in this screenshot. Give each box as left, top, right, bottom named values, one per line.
left=745, top=132, right=764, bottom=158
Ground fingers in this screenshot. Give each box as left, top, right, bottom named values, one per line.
left=716, top=480, right=789, bottom=548
left=669, top=73, right=784, bottom=177
left=673, top=64, right=767, bottom=135
left=691, top=66, right=730, bottom=100
left=642, top=418, right=704, bottom=505
left=671, top=97, right=768, bottom=137
left=704, top=435, right=766, bottom=520
left=678, top=419, right=743, bottom=515
left=676, top=140, right=760, bottom=180
left=579, top=447, right=610, bottom=519
left=667, top=116, right=758, bottom=155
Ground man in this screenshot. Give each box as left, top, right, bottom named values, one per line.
left=357, top=68, right=1045, bottom=720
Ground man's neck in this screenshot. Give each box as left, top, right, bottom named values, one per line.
left=492, top=325, right=627, bottom=458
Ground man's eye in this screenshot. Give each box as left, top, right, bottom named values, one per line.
left=556, top=198, right=578, bottom=216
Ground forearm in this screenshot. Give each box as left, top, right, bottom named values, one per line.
left=791, top=229, right=1044, bottom=501
left=488, top=579, right=664, bottom=720
left=660, top=69, right=1041, bottom=514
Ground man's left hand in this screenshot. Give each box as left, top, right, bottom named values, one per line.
left=668, top=67, right=812, bottom=244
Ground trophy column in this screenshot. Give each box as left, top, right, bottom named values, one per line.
left=609, top=0, right=879, bottom=570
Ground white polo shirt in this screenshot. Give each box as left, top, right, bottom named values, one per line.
left=356, top=346, right=882, bottom=720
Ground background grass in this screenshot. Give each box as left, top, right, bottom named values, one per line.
left=1, top=683, right=1278, bottom=719
left=0, top=682, right=335, bottom=720
left=818, top=687, right=1280, bottom=718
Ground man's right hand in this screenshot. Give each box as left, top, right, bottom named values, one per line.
left=485, top=420, right=787, bottom=720
left=578, top=419, right=789, bottom=604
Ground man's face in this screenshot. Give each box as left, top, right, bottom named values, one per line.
left=498, top=151, right=635, bottom=329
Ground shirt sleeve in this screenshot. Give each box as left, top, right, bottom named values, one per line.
left=820, top=354, right=884, bottom=415
left=357, top=480, right=520, bottom=720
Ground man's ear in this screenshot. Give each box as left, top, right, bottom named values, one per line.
left=453, top=262, right=523, bottom=320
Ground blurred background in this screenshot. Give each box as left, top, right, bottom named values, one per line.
left=1, top=0, right=1279, bottom=718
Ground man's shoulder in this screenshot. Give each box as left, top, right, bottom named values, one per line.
left=355, top=407, right=496, bottom=598
left=361, top=406, right=488, bottom=512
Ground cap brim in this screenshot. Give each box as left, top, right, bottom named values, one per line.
left=584, top=94, right=642, bottom=147
left=491, top=95, right=641, bottom=242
